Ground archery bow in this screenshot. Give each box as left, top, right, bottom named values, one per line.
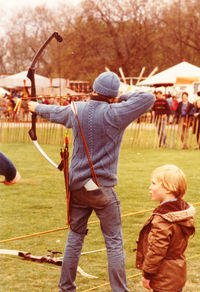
left=27, top=31, right=63, bottom=170
left=0, top=249, right=98, bottom=278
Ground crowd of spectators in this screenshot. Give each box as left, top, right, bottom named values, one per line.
left=0, top=88, right=199, bottom=149
left=151, top=90, right=200, bottom=149
left=0, top=90, right=89, bottom=121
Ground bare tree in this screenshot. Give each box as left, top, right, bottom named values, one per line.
left=1, top=0, right=200, bottom=82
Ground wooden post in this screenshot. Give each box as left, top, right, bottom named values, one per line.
left=119, top=67, right=127, bottom=84
left=136, top=67, right=146, bottom=85
left=147, top=67, right=158, bottom=78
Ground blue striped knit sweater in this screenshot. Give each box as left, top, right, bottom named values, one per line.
left=35, top=91, right=155, bottom=190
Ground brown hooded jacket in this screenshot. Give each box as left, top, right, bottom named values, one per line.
left=135, top=199, right=195, bottom=292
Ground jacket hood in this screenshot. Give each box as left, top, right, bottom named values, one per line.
left=153, top=200, right=195, bottom=236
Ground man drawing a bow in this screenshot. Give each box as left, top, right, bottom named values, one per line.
left=28, top=71, right=155, bottom=292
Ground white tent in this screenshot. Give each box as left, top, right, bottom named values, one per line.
left=0, top=87, right=9, bottom=96
left=51, top=78, right=67, bottom=88
left=138, top=61, right=200, bottom=86
left=37, top=86, right=81, bottom=96
left=0, top=70, right=50, bottom=89
left=50, top=78, right=80, bottom=96
left=119, top=82, right=138, bottom=94
left=35, top=78, right=82, bottom=96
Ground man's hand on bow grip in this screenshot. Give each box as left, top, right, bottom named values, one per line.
left=28, top=101, right=39, bottom=113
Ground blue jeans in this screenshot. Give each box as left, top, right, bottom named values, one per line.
left=59, top=187, right=129, bottom=292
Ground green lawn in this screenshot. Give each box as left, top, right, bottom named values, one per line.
left=0, top=143, right=200, bottom=291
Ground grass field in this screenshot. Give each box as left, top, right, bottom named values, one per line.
left=0, top=143, right=200, bottom=292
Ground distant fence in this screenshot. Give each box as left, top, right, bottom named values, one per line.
left=0, top=114, right=199, bottom=150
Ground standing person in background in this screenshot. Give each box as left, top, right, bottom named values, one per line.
left=176, top=92, right=194, bottom=149
left=193, top=96, right=200, bottom=149
left=170, top=95, right=179, bottom=115
left=28, top=71, right=155, bottom=292
left=151, top=91, right=171, bottom=147
left=135, top=165, right=195, bottom=292
left=0, top=152, right=21, bottom=185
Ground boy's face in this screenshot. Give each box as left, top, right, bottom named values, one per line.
left=149, top=178, right=169, bottom=203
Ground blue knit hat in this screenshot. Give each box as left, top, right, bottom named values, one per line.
left=93, top=72, right=120, bottom=98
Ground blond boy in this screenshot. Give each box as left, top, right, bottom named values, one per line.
left=135, top=165, right=195, bottom=292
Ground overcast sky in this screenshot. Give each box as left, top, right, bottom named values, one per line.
left=0, top=0, right=81, bottom=11
left=0, top=0, right=173, bottom=35
left=0, top=0, right=82, bottom=35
